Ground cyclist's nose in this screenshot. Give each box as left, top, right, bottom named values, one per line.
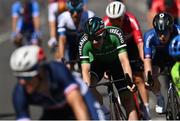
left=19, top=79, right=26, bottom=85
left=72, top=12, right=78, bottom=17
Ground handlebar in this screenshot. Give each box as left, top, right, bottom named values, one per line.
left=89, top=78, right=124, bottom=88
left=125, top=73, right=137, bottom=92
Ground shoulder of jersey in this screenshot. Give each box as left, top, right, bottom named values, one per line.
left=58, top=11, right=70, bottom=18
left=79, top=34, right=89, bottom=44
left=105, top=26, right=122, bottom=33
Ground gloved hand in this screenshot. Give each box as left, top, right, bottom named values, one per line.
left=31, top=31, right=42, bottom=45
left=32, top=31, right=41, bottom=39
left=48, top=37, right=57, bottom=48
left=145, top=71, right=154, bottom=89
left=125, top=73, right=137, bottom=92
left=11, top=32, right=23, bottom=47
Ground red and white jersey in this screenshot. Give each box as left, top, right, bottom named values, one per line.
left=103, top=12, right=143, bottom=45
left=103, top=12, right=143, bottom=60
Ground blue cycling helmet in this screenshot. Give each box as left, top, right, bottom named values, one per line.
left=169, top=35, right=180, bottom=58
left=67, top=0, right=83, bottom=13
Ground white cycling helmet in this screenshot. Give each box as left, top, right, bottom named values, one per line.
left=10, top=45, right=45, bottom=77
left=106, top=1, right=126, bottom=19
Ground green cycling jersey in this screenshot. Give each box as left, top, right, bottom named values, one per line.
left=79, top=26, right=127, bottom=64
left=171, top=62, right=180, bottom=96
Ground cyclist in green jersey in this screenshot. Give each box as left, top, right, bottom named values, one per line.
left=79, top=17, right=138, bottom=120
left=169, top=35, right=180, bottom=96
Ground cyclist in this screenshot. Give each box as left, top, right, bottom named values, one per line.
left=144, top=12, right=180, bottom=114
left=146, top=0, right=180, bottom=28
left=79, top=16, right=138, bottom=120
left=169, top=35, right=180, bottom=96
left=48, top=0, right=88, bottom=59
left=11, top=0, right=41, bottom=47
left=57, top=0, right=94, bottom=69
left=9, top=45, right=105, bottom=120
left=103, top=1, right=150, bottom=119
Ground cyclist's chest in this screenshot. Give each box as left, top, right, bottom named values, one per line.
left=121, top=24, right=134, bottom=41
left=19, top=5, right=33, bottom=22
left=64, top=12, right=89, bottom=32
left=92, top=40, right=118, bottom=61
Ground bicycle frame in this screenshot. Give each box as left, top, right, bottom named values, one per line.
left=89, top=75, right=127, bottom=120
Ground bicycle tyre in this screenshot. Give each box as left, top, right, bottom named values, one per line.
left=113, top=97, right=127, bottom=120
left=170, top=88, right=176, bottom=120
left=166, top=85, right=179, bottom=120
left=109, top=95, right=127, bottom=120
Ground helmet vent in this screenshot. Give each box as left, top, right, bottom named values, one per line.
left=23, top=51, right=28, bottom=58
left=118, top=4, right=121, bottom=14
left=113, top=4, right=116, bottom=15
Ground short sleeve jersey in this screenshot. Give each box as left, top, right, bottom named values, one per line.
left=13, top=61, right=105, bottom=120
left=79, top=26, right=127, bottom=63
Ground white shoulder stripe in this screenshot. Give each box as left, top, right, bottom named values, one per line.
left=58, top=28, right=66, bottom=32
left=117, top=44, right=127, bottom=49
left=80, top=56, right=89, bottom=59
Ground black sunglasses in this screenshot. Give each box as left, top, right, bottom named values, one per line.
left=17, top=76, right=33, bottom=81
left=92, top=30, right=106, bottom=41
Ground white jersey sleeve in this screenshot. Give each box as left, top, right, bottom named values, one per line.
left=48, top=2, right=58, bottom=22
left=87, top=10, right=95, bottom=18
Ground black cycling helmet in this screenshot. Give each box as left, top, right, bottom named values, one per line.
left=84, top=17, right=105, bottom=38
left=67, top=0, right=83, bottom=13
left=153, top=12, right=174, bottom=35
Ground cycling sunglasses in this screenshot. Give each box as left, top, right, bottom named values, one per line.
left=157, top=30, right=170, bottom=37
left=92, top=29, right=106, bottom=41
left=70, top=8, right=83, bottom=14
left=17, top=76, right=33, bottom=81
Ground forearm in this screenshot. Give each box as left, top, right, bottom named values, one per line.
left=67, top=89, right=90, bottom=120
left=49, top=21, right=56, bottom=38
left=33, top=16, right=40, bottom=32
left=58, top=36, right=66, bottom=59
left=119, top=52, right=133, bottom=79
left=81, top=63, right=91, bottom=85
left=144, top=58, right=152, bottom=76
left=12, top=17, right=18, bottom=32
left=137, top=42, right=144, bottom=61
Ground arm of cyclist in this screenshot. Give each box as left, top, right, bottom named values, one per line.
left=66, top=87, right=90, bottom=120
left=144, top=58, right=154, bottom=87
left=58, top=35, right=67, bottom=60
left=11, top=2, right=21, bottom=38
left=32, top=1, right=40, bottom=33
left=81, top=63, right=91, bottom=85
left=118, top=52, right=136, bottom=92
left=48, top=2, right=58, bottom=48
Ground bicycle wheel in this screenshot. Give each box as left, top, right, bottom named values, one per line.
left=109, top=94, right=127, bottom=120
left=113, top=97, right=127, bottom=120
left=166, top=86, right=179, bottom=120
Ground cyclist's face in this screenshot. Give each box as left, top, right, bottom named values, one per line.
left=110, top=16, right=123, bottom=27
left=157, top=31, right=171, bottom=44
left=92, top=31, right=105, bottom=48
left=18, top=75, right=40, bottom=94
left=71, top=11, right=82, bottom=22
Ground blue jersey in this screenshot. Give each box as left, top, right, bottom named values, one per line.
left=13, top=61, right=105, bottom=120
left=12, top=0, right=39, bottom=32
left=144, top=24, right=180, bottom=58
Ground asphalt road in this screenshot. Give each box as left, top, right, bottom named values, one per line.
left=0, top=0, right=166, bottom=120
